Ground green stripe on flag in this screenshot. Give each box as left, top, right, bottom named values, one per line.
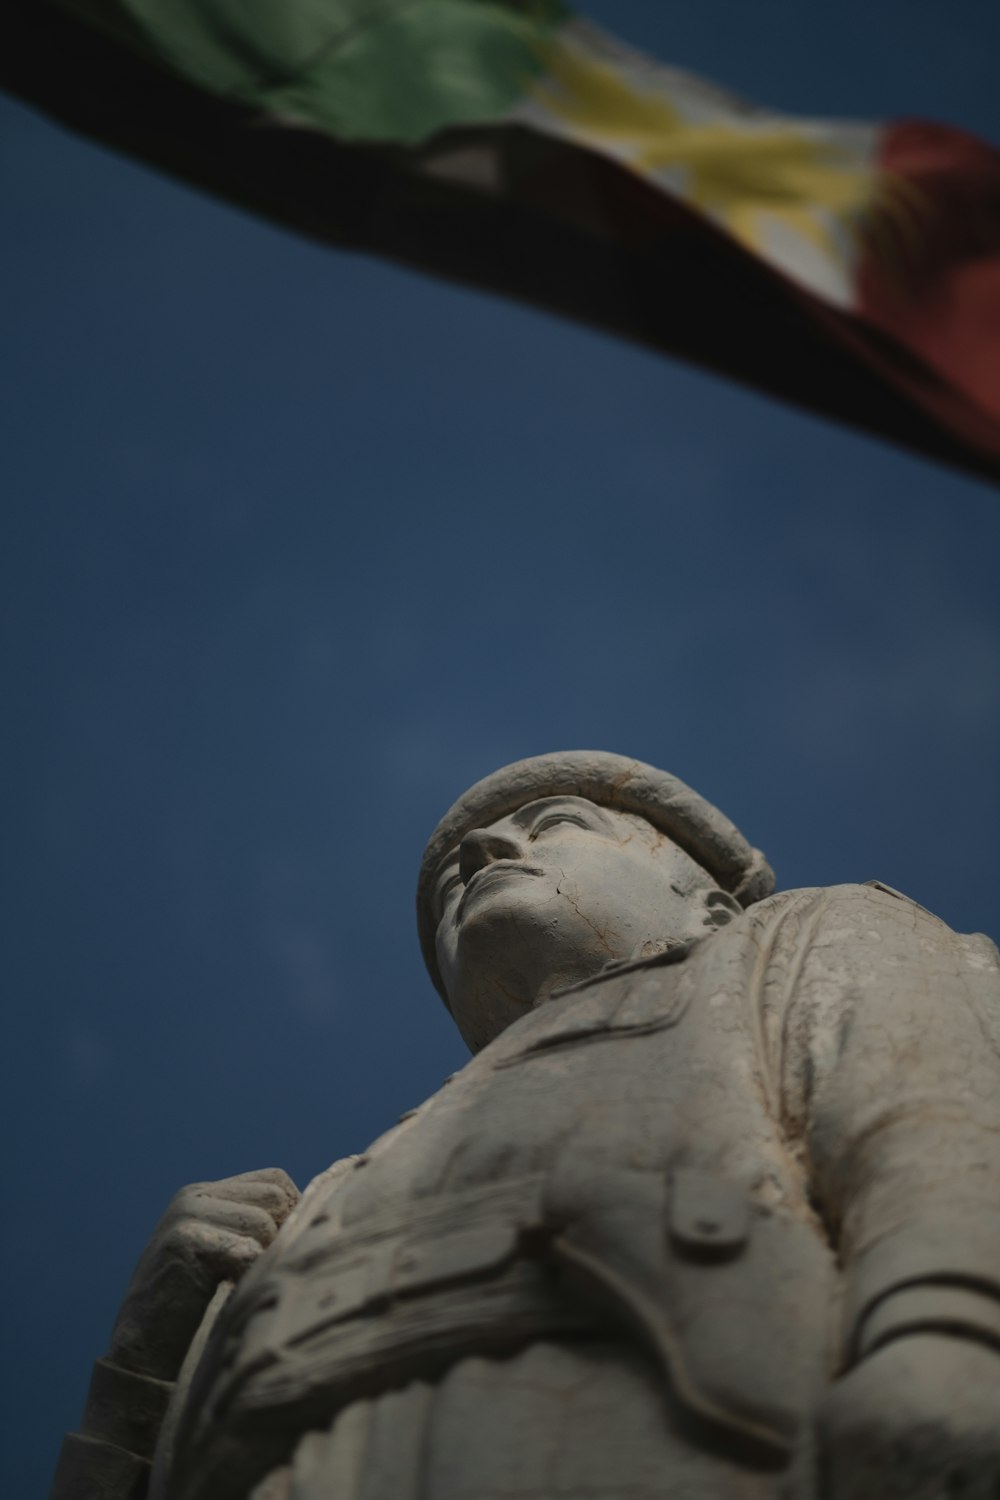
left=57, top=0, right=569, bottom=142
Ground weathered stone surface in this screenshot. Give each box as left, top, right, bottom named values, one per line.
left=53, top=753, right=1000, bottom=1500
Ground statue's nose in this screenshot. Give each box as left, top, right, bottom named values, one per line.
left=459, top=828, right=523, bottom=884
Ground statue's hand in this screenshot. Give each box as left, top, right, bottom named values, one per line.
left=810, top=1334, right=1000, bottom=1500
left=107, top=1167, right=299, bottom=1382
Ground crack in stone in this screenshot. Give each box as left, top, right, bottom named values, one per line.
left=556, top=872, right=616, bottom=957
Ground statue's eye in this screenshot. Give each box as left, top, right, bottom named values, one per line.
left=531, top=813, right=587, bottom=837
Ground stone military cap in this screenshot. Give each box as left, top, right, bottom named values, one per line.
left=417, top=750, right=776, bottom=1003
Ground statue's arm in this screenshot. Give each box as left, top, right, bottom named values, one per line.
left=791, top=885, right=1000, bottom=1362
left=49, top=1168, right=299, bottom=1500
left=781, top=884, right=1000, bottom=1498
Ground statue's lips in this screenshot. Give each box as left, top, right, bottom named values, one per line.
left=458, top=860, right=543, bottom=918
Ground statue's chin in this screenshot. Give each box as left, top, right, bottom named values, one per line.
left=460, top=905, right=624, bottom=988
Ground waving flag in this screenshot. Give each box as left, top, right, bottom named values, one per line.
left=5, top=0, right=1000, bottom=480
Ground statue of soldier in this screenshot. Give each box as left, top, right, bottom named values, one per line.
left=52, top=752, right=1000, bottom=1500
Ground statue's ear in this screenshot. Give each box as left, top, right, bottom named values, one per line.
left=702, top=888, right=742, bottom=930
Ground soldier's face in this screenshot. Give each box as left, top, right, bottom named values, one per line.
left=433, top=796, right=718, bottom=1051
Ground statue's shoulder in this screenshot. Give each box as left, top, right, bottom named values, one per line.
left=746, top=882, right=998, bottom=969
left=747, top=879, right=950, bottom=929
left=731, top=883, right=966, bottom=978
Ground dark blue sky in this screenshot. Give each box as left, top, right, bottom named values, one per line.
left=3, top=3, right=999, bottom=1494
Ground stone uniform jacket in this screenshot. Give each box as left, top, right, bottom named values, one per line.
left=52, top=884, right=1000, bottom=1500
left=155, top=882, right=1000, bottom=1500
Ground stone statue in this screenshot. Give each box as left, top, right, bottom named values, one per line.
left=52, top=752, right=1000, bottom=1500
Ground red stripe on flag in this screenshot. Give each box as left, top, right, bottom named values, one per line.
left=858, top=119, right=1000, bottom=425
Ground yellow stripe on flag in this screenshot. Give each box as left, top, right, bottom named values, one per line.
left=530, top=28, right=875, bottom=291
